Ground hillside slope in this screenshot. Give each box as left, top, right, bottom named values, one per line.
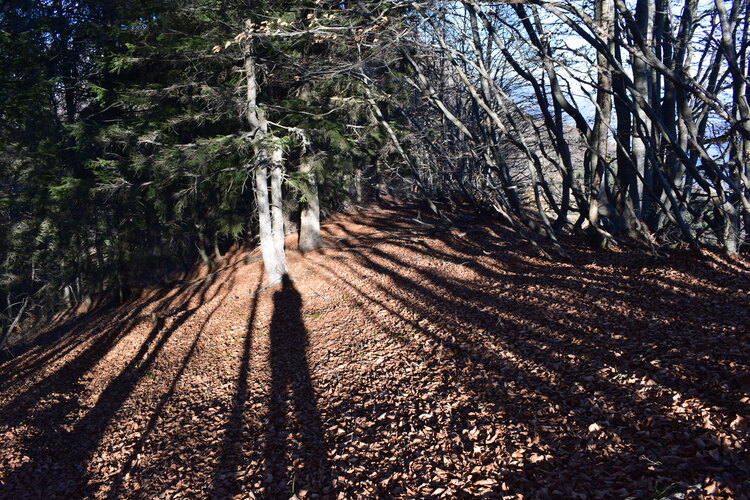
left=1, top=203, right=749, bottom=499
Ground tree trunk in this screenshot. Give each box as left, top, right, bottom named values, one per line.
left=270, top=148, right=287, bottom=270
left=246, top=38, right=286, bottom=283
left=613, top=19, right=640, bottom=237
left=354, top=169, right=363, bottom=204
left=298, top=158, right=324, bottom=252
left=717, top=0, right=750, bottom=253
left=255, top=164, right=286, bottom=285
left=589, top=0, right=615, bottom=243
left=631, top=0, right=655, bottom=218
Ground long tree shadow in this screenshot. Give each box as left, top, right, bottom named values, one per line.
left=0, top=291, right=166, bottom=396
left=263, top=274, right=332, bottom=498
left=210, top=271, right=263, bottom=497
left=307, top=211, right=750, bottom=496
left=105, top=270, right=250, bottom=498
left=0, top=271, right=235, bottom=498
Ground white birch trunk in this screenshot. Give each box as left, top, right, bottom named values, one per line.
left=270, top=148, right=287, bottom=273
left=246, top=40, right=286, bottom=284
left=256, top=164, right=285, bottom=285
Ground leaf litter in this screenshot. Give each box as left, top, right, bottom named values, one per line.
left=1, top=202, right=749, bottom=499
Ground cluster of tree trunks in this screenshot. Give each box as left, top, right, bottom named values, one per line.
left=380, top=0, right=750, bottom=256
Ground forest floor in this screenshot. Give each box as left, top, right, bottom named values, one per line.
left=1, top=202, right=749, bottom=499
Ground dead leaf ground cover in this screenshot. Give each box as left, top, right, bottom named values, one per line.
left=1, top=202, right=749, bottom=499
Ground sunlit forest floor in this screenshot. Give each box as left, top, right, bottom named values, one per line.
left=1, top=202, right=749, bottom=499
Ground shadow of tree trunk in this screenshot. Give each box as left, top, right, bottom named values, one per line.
left=264, top=274, right=332, bottom=497
left=209, top=272, right=263, bottom=497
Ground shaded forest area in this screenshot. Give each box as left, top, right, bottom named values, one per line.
left=1, top=0, right=750, bottom=498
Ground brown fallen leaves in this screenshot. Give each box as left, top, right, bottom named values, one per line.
left=0, top=201, right=749, bottom=499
